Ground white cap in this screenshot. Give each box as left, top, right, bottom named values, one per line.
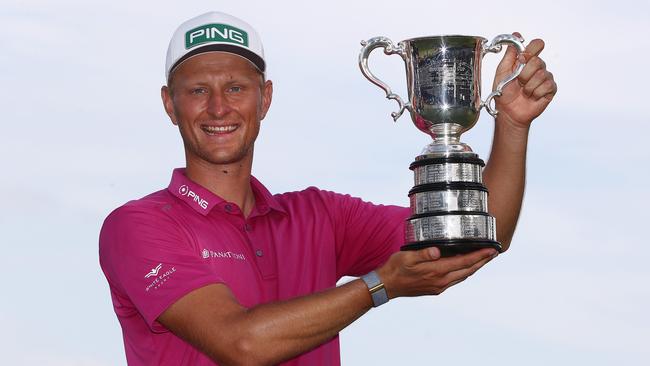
left=165, top=11, right=265, bottom=81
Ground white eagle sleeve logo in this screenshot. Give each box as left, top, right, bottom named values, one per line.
left=144, top=263, right=163, bottom=278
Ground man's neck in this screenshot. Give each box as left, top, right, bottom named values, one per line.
left=185, top=157, right=256, bottom=217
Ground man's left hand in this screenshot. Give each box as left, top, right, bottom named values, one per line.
left=493, top=33, right=557, bottom=129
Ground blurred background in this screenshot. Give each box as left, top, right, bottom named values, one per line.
left=1, top=0, right=648, bottom=364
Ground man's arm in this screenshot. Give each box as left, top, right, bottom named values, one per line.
left=159, top=246, right=497, bottom=366
left=483, top=34, right=557, bottom=250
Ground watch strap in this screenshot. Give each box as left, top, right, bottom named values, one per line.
left=361, top=271, right=388, bottom=307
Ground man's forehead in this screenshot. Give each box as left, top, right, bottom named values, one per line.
left=169, top=52, right=263, bottom=85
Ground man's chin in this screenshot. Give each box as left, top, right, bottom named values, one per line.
left=193, top=151, right=251, bottom=167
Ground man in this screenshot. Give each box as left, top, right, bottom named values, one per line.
left=99, top=11, right=556, bottom=366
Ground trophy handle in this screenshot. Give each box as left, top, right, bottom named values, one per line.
left=359, top=37, right=411, bottom=121
left=481, top=34, right=526, bottom=117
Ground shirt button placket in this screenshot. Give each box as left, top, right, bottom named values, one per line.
left=242, top=221, right=260, bottom=257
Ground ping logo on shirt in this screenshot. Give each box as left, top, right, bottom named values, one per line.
left=179, top=185, right=209, bottom=210
left=185, top=23, right=249, bottom=49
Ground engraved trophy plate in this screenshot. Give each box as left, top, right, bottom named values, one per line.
left=405, top=214, right=496, bottom=242
left=410, top=189, right=488, bottom=214
left=404, top=214, right=497, bottom=255
left=413, top=162, right=483, bottom=185
left=360, top=34, right=527, bottom=256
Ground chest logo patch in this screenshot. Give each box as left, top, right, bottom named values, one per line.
left=202, top=249, right=247, bottom=261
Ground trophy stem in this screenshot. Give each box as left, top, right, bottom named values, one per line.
left=429, top=123, right=464, bottom=145
left=432, top=134, right=460, bottom=145
left=419, top=123, right=475, bottom=157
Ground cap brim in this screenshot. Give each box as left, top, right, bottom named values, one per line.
left=168, top=44, right=265, bottom=79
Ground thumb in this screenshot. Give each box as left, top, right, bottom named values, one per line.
left=411, top=246, right=441, bottom=263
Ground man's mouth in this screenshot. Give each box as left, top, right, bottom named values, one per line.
left=201, top=125, right=238, bottom=135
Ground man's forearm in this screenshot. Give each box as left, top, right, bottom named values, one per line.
left=231, top=279, right=373, bottom=365
left=482, top=117, right=530, bottom=251
left=160, top=279, right=374, bottom=366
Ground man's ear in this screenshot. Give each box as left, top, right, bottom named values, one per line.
left=260, top=80, right=273, bottom=120
left=161, top=85, right=178, bottom=125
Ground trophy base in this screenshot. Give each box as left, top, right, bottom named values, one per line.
left=401, top=239, right=502, bottom=257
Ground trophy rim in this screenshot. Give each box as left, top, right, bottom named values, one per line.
left=401, top=34, right=488, bottom=43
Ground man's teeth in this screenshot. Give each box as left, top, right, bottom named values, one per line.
left=202, top=125, right=237, bottom=133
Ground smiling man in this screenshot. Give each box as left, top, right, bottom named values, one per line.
left=99, top=11, right=556, bottom=366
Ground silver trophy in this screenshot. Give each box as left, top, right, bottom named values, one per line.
left=359, top=34, right=525, bottom=256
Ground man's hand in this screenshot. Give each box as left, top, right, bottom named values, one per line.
left=493, top=33, right=558, bottom=130
left=377, top=247, right=498, bottom=299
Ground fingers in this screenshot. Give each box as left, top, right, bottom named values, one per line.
left=531, top=74, right=557, bottom=101
left=439, top=251, right=497, bottom=291
left=519, top=66, right=557, bottom=101
left=515, top=46, right=557, bottom=102
left=521, top=67, right=552, bottom=97
left=518, top=54, right=546, bottom=83
left=495, top=34, right=544, bottom=78
left=417, top=247, right=496, bottom=274
left=426, top=248, right=497, bottom=273
left=421, top=248, right=497, bottom=294
left=523, top=38, right=545, bottom=60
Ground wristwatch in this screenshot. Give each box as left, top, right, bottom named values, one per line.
left=361, top=271, right=389, bottom=307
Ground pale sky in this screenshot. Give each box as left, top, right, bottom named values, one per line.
left=1, top=0, right=649, bottom=365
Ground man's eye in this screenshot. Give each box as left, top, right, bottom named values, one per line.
left=191, top=88, right=207, bottom=95
left=228, top=86, right=242, bottom=93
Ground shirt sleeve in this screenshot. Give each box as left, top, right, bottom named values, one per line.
left=99, top=204, right=224, bottom=332
left=314, top=189, right=411, bottom=278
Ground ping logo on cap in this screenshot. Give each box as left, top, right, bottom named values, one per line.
left=185, top=23, right=249, bottom=49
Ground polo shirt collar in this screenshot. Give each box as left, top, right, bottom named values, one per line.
left=168, top=168, right=222, bottom=215
left=250, top=176, right=288, bottom=216
left=167, top=168, right=287, bottom=217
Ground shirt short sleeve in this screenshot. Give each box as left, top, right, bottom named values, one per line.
left=313, top=189, right=411, bottom=278
left=99, top=204, right=224, bottom=332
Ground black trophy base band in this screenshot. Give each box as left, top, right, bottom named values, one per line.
left=401, top=239, right=502, bottom=257
left=409, top=181, right=488, bottom=195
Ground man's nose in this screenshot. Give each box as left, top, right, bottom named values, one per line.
left=206, top=90, right=230, bottom=117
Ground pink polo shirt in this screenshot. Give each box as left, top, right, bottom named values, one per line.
left=99, top=168, right=409, bottom=365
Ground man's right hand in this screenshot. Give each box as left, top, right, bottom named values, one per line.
left=376, top=247, right=498, bottom=299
